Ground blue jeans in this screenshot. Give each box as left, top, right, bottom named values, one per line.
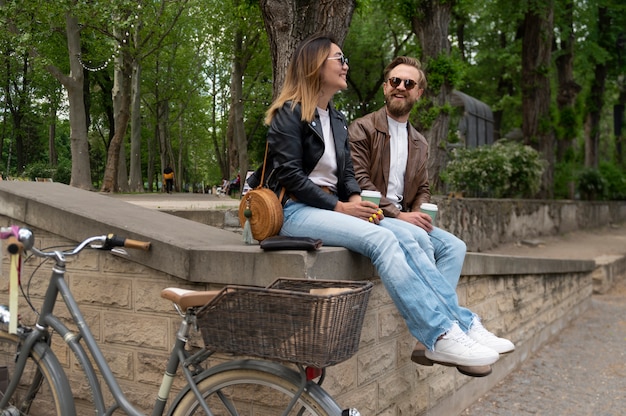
left=281, top=201, right=476, bottom=350
left=379, top=220, right=466, bottom=289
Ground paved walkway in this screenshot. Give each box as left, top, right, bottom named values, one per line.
left=462, top=223, right=626, bottom=416
left=106, top=191, right=241, bottom=210
left=113, top=193, right=626, bottom=416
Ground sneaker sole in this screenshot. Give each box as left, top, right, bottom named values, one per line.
left=424, top=350, right=499, bottom=367
left=411, top=350, right=492, bottom=377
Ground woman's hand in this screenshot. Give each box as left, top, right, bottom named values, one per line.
left=335, top=198, right=384, bottom=224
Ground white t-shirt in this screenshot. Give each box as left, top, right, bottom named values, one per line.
left=308, top=107, right=338, bottom=191
left=387, top=116, right=408, bottom=209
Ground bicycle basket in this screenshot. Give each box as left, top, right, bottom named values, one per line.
left=196, top=278, right=373, bottom=368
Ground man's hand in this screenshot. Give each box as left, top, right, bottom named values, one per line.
left=397, top=211, right=433, bottom=232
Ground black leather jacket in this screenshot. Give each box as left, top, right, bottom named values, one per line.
left=248, top=102, right=361, bottom=210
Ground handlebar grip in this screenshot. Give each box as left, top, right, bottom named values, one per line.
left=105, top=234, right=151, bottom=251
left=123, top=238, right=151, bottom=251
left=5, top=236, right=23, bottom=255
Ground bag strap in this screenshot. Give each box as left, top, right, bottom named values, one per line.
left=258, top=140, right=287, bottom=202
left=259, top=140, right=270, bottom=185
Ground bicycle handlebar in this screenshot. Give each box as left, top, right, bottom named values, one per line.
left=1, top=226, right=151, bottom=257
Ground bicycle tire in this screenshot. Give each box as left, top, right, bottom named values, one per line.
left=0, top=330, right=76, bottom=416
left=170, top=359, right=343, bottom=416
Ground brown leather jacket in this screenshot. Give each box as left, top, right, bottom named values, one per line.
left=349, top=107, right=431, bottom=218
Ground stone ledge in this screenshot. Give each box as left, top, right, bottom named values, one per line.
left=0, top=181, right=599, bottom=286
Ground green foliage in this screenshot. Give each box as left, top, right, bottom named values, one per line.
left=598, top=162, right=626, bottom=200
left=21, top=160, right=70, bottom=184
left=576, top=168, right=608, bottom=201
left=426, top=54, right=464, bottom=92
left=442, top=140, right=545, bottom=198
left=553, top=160, right=578, bottom=199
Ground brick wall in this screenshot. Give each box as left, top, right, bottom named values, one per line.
left=1, top=221, right=594, bottom=415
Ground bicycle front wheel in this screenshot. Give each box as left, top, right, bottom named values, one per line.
left=171, top=360, right=343, bottom=416
left=0, top=330, right=76, bottom=416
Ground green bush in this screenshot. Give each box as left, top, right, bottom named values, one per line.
left=576, top=168, right=608, bottom=200
left=599, top=162, right=626, bottom=200
left=22, top=162, right=56, bottom=181
left=22, top=161, right=71, bottom=184
left=442, top=140, right=545, bottom=198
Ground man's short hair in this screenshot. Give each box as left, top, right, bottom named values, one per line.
left=383, top=56, right=427, bottom=90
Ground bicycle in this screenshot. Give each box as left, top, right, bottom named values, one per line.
left=0, top=226, right=372, bottom=416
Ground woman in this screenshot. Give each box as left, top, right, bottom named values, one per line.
left=248, top=33, right=513, bottom=372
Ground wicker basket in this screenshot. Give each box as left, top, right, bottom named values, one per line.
left=197, top=278, right=373, bottom=368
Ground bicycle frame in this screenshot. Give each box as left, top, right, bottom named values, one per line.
left=0, top=250, right=210, bottom=416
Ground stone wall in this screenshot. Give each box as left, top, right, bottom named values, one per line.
left=190, top=197, right=626, bottom=253
left=0, top=222, right=595, bottom=415
left=0, top=181, right=606, bottom=415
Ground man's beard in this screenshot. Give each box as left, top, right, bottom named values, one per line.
left=386, top=93, right=415, bottom=118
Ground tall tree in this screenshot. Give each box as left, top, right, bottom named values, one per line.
left=583, top=6, right=609, bottom=169
left=225, top=0, right=265, bottom=185
left=0, top=0, right=93, bottom=187
left=521, top=0, right=555, bottom=197
left=554, top=0, right=581, bottom=162
left=51, top=12, right=93, bottom=189
left=410, top=0, right=456, bottom=192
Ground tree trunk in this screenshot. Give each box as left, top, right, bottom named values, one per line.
left=57, top=13, right=92, bottom=190
left=411, top=0, right=454, bottom=193
left=101, top=39, right=132, bottom=193
left=584, top=6, right=609, bottom=169
left=129, top=29, right=144, bottom=192
left=48, top=103, right=58, bottom=167
left=208, top=64, right=228, bottom=180
left=157, top=99, right=175, bottom=187
left=555, top=0, right=581, bottom=162
left=259, top=0, right=356, bottom=98
left=226, top=15, right=261, bottom=189
left=521, top=0, right=555, bottom=197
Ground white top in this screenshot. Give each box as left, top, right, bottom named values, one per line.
left=308, top=108, right=339, bottom=191
left=387, top=116, right=408, bottom=209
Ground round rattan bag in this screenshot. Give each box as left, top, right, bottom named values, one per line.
left=238, top=188, right=284, bottom=242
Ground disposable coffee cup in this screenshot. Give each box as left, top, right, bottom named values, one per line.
left=420, top=203, right=438, bottom=225
left=361, top=190, right=382, bottom=206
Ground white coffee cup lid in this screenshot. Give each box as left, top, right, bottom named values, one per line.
left=361, top=190, right=382, bottom=197
left=420, top=203, right=438, bottom=211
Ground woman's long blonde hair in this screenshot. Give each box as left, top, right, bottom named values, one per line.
left=265, top=34, right=336, bottom=125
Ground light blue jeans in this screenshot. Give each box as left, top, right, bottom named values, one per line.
left=281, top=201, right=476, bottom=350
left=379, top=220, right=466, bottom=289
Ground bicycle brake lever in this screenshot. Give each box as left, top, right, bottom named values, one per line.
left=111, top=248, right=129, bottom=256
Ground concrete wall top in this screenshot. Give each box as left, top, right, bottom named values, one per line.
left=0, top=182, right=595, bottom=285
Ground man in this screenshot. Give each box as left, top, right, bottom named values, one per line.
left=349, top=56, right=507, bottom=377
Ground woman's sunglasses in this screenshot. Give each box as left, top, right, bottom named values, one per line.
left=388, top=77, right=418, bottom=90
left=327, top=55, right=349, bottom=66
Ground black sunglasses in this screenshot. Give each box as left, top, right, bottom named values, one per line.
left=388, top=77, right=418, bottom=90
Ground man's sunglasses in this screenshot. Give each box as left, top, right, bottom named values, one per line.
left=388, top=77, right=418, bottom=90
left=327, top=55, right=349, bottom=66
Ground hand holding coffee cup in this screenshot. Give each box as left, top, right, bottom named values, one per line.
left=419, top=203, right=438, bottom=226
left=361, top=190, right=383, bottom=223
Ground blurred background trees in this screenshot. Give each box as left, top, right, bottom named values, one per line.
left=0, top=0, right=625, bottom=200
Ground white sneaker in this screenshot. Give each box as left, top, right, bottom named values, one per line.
left=467, top=318, right=515, bottom=354
left=425, top=323, right=500, bottom=367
